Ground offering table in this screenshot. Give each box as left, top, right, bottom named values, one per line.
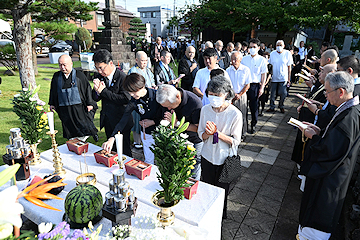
left=39, top=143, right=225, bottom=239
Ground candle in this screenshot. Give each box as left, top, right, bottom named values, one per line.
left=47, top=112, right=54, bottom=134
left=115, top=132, right=123, bottom=161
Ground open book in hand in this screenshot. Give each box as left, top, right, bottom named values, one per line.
left=295, top=93, right=313, bottom=105
left=288, top=117, right=308, bottom=129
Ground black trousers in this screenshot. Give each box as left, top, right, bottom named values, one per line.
left=104, top=118, right=132, bottom=157
left=247, top=83, right=260, bottom=127
left=201, top=156, right=230, bottom=219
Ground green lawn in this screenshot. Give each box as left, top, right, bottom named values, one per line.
left=0, top=62, right=106, bottom=165
left=0, top=59, right=179, bottom=165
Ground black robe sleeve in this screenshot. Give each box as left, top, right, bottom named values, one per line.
left=110, top=101, right=136, bottom=137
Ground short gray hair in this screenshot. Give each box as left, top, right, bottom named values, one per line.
left=156, top=84, right=178, bottom=104
left=206, top=75, right=234, bottom=100
left=276, top=40, right=285, bottom=46
left=325, top=71, right=354, bottom=93
left=136, top=51, right=147, bottom=59
left=205, top=41, right=213, bottom=49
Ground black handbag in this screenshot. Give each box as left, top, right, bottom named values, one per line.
left=218, top=146, right=241, bottom=183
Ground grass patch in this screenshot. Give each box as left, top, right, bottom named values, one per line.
left=0, top=64, right=105, bottom=165
left=0, top=59, right=179, bottom=165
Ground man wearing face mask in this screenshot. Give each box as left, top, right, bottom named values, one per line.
left=267, top=40, right=293, bottom=113
left=241, top=38, right=268, bottom=134
left=193, top=47, right=230, bottom=106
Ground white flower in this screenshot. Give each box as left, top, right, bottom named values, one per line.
left=180, top=133, right=189, bottom=139
left=88, top=221, right=94, bottom=230
left=160, top=120, right=170, bottom=127
left=0, top=223, right=13, bottom=239
left=13, top=94, right=20, bottom=98
left=38, top=222, right=52, bottom=234
left=0, top=186, right=24, bottom=228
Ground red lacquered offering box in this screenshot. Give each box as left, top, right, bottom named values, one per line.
left=66, top=139, right=89, bottom=155
left=125, top=159, right=152, bottom=180
left=183, top=178, right=199, bottom=200
left=94, top=149, right=118, bottom=167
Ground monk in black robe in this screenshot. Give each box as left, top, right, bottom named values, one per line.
left=296, top=71, right=360, bottom=239
left=49, top=54, right=98, bottom=140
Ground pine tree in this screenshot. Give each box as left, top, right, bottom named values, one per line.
left=127, top=17, right=146, bottom=50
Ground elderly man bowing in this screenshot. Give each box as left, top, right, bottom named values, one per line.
left=226, top=52, right=251, bottom=139
left=49, top=54, right=98, bottom=141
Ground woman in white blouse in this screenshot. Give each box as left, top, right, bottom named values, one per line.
left=198, top=76, right=243, bottom=219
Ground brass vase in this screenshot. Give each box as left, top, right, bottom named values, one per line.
left=29, top=140, right=41, bottom=165
left=151, top=191, right=180, bottom=228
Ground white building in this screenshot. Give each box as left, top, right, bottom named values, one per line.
left=138, top=6, right=174, bottom=38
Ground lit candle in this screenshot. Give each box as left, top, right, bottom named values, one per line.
left=115, top=131, right=123, bottom=160
left=47, top=112, right=54, bottom=134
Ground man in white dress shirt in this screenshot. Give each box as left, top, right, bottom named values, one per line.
left=267, top=40, right=293, bottom=113
left=193, top=48, right=230, bottom=106
left=226, top=51, right=251, bottom=138
left=241, top=38, right=268, bottom=134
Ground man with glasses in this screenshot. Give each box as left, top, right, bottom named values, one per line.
left=49, top=54, right=98, bottom=141
left=92, top=49, right=133, bottom=156
left=215, top=40, right=225, bottom=69
left=297, top=71, right=360, bottom=240
left=241, top=38, right=268, bottom=134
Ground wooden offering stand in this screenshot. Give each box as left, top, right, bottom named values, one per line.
left=125, top=159, right=152, bottom=180
left=66, top=139, right=89, bottom=155
left=94, top=150, right=118, bottom=168
left=182, top=178, right=199, bottom=200
left=3, top=152, right=33, bottom=181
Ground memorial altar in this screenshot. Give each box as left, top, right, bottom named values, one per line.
left=1, top=143, right=225, bottom=239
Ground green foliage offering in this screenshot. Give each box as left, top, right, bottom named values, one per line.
left=12, top=86, right=48, bottom=144
left=75, top=27, right=93, bottom=51
left=151, top=113, right=196, bottom=204
left=0, top=43, right=17, bottom=71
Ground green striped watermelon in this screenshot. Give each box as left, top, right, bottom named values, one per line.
left=64, top=184, right=103, bottom=224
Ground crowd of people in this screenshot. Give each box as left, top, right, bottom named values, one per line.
left=48, top=36, right=360, bottom=239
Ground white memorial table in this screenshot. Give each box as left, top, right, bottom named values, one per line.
left=0, top=163, right=192, bottom=237
left=3, top=143, right=225, bottom=239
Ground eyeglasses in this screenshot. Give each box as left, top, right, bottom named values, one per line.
left=323, top=88, right=340, bottom=96
left=96, top=64, right=108, bottom=72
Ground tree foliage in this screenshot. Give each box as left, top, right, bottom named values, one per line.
left=75, top=27, right=92, bottom=51
left=0, top=43, right=17, bottom=71
left=181, top=0, right=360, bottom=40
left=32, top=21, right=77, bottom=46
left=127, top=17, right=146, bottom=48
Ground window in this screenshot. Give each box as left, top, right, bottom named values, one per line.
left=151, top=12, right=156, bottom=18
left=97, top=14, right=104, bottom=26
left=141, top=12, right=146, bottom=18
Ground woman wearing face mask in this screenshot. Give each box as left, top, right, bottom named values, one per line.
left=197, top=75, right=243, bottom=219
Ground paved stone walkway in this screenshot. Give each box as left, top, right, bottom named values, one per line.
left=220, top=83, right=307, bottom=240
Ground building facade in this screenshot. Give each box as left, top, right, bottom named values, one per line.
left=138, top=6, right=174, bottom=38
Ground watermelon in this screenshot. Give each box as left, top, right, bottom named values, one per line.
left=64, top=184, right=103, bottom=224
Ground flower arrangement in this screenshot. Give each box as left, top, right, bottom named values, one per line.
left=12, top=86, right=48, bottom=144
left=151, top=112, right=196, bottom=204
left=0, top=164, right=66, bottom=239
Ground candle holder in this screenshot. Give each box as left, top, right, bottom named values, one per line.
left=47, top=130, right=66, bottom=176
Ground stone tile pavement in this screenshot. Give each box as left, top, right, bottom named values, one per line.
left=221, top=83, right=307, bottom=240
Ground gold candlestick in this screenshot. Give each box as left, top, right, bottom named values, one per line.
left=47, top=130, right=66, bottom=176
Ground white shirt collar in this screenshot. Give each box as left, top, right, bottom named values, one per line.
left=107, top=66, right=116, bottom=86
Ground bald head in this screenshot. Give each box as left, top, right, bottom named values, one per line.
left=215, top=40, right=223, bottom=51
left=231, top=51, right=243, bottom=69
left=135, top=51, right=148, bottom=69
left=185, top=46, right=196, bottom=60
left=320, top=49, right=338, bottom=67
left=319, top=64, right=337, bottom=84
left=58, top=54, right=73, bottom=75
left=156, top=37, right=162, bottom=45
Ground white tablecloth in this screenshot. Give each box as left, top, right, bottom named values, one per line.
left=22, top=143, right=224, bottom=239
left=0, top=163, right=192, bottom=237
